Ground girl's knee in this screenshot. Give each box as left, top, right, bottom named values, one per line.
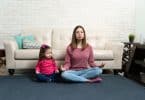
left=36, top=74, right=48, bottom=82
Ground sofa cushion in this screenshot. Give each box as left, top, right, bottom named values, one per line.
left=52, top=28, right=109, bottom=50
left=52, top=49, right=66, bottom=60
left=15, top=49, right=39, bottom=59
left=86, top=32, right=107, bottom=50
left=94, top=50, right=114, bottom=60
left=15, top=49, right=66, bottom=60
left=88, top=39, right=106, bottom=50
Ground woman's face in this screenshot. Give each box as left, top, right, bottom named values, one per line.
left=75, top=28, right=85, bottom=40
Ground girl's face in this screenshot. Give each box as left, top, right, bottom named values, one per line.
left=75, top=28, right=85, bottom=40
left=45, top=49, right=52, bottom=59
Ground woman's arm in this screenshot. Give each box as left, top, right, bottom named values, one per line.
left=88, top=46, right=105, bottom=68
left=88, top=46, right=97, bottom=67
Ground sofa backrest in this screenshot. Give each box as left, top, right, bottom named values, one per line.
left=22, top=28, right=52, bottom=46
left=86, top=29, right=107, bottom=50
left=52, top=28, right=73, bottom=50
left=21, top=28, right=112, bottom=50
left=52, top=28, right=107, bottom=50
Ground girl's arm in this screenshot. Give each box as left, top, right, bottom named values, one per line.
left=52, top=59, right=59, bottom=72
left=35, top=61, right=41, bottom=74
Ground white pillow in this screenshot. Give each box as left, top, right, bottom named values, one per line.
left=23, top=39, right=41, bottom=49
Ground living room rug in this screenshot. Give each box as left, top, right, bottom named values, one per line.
left=0, top=75, right=145, bottom=100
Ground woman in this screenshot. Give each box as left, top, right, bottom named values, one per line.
left=60, top=25, right=105, bottom=83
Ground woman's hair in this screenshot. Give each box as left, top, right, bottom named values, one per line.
left=39, top=44, right=51, bottom=60
left=70, top=25, right=88, bottom=50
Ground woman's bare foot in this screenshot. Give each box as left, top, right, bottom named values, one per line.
left=88, top=77, right=102, bottom=83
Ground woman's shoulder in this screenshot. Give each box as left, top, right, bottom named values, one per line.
left=86, top=43, right=92, bottom=49
left=66, top=45, right=72, bottom=51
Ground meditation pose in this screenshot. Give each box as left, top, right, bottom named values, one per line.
left=35, top=44, right=59, bottom=82
left=61, top=25, right=105, bottom=83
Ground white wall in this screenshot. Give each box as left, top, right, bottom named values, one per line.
left=0, top=0, right=136, bottom=47
left=135, top=0, right=145, bottom=43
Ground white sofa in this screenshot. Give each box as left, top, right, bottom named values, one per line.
left=4, top=28, right=124, bottom=75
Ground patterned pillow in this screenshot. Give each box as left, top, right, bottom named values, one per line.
left=15, top=35, right=34, bottom=49
left=23, top=39, right=41, bottom=49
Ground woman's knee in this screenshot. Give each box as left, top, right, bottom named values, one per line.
left=61, top=71, right=70, bottom=78
left=94, top=67, right=103, bottom=74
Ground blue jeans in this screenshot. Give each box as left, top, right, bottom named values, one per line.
left=36, top=73, right=56, bottom=82
left=61, top=67, right=102, bottom=82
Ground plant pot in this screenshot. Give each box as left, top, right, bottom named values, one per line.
left=128, top=34, right=135, bottom=43
left=129, top=38, right=134, bottom=43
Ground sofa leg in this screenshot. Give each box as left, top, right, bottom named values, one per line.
left=8, top=69, right=15, bottom=75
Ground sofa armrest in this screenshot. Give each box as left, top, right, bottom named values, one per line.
left=105, top=41, right=124, bottom=69
left=4, top=40, right=18, bottom=69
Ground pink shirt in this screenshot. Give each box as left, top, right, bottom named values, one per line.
left=35, top=59, right=58, bottom=75
left=63, top=45, right=97, bottom=70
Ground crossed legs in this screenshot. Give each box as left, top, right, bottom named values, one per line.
left=61, top=67, right=102, bottom=82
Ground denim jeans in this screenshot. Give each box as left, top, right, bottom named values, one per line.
left=61, top=67, right=102, bottom=82
left=36, top=73, right=56, bottom=82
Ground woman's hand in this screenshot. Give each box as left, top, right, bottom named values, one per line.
left=60, top=65, right=66, bottom=71
left=99, top=62, right=105, bottom=68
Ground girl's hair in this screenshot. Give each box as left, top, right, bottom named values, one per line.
left=70, top=25, right=88, bottom=50
left=39, top=44, right=51, bottom=60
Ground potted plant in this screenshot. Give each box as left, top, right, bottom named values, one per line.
left=128, top=34, right=135, bottom=43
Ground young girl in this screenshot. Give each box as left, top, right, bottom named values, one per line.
left=35, top=44, right=59, bottom=82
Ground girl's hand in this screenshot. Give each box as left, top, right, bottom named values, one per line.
left=99, top=62, right=105, bottom=68
left=60, top=65, right=66, bottom=71
left=55, top=69, right=59, bottom=73
left=36, top=71, right=40, bottom=74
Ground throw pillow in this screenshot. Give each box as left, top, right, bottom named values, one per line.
left=23, top=35, right=35, bottom=41
left=23, top=39, right=41, bottom=49
left=15, top=35, right=35, bottom=49
left=15, top=35, right=23, bottom=49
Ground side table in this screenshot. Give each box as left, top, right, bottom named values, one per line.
left=0, top=49, right=5, bottom=67
left=128, top=44, right=145, bottom=85
left=122, top=42, right=139, bottom=76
